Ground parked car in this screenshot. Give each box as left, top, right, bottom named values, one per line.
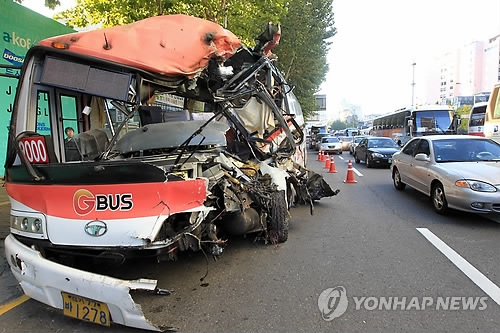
left=391, top=135, right=500, bottom=215
left=349, top=135, right=366, bottom=155
left=354, top=137, right=401, bottom=168
left=340, top=136, right=353, bottom=151
left=319, top=136, right=342, bottom=155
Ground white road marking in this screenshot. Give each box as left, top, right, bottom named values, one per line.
left=417, top=227, right=500, bottom=306
left=352, top=167, right=363, bottom=177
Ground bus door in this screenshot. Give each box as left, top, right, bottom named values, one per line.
left=30, top=87, right=84, bottom=164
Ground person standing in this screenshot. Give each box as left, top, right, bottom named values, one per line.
left=64, top=127, right=80, bottom=161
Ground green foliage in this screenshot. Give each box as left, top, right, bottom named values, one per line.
left=329, top=120, right=348, bottom=131
left=455, top=105, right=472, bottom=133
left=165, top=0, right=287, bottom=45
left=53, top=0, right=173, bottom=27
left=274, top=0, right=336, bottom=119
left=14, top=0, right=61, bottom=10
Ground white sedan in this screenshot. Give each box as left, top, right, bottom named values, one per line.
left=391, top=135, right=500, bottom=215
left=319, top=136, right=342, bottom=155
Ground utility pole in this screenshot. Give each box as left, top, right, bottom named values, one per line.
left=411, top=62, right=416, bottom=107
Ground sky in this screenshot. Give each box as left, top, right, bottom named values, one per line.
left=21, top=0, right=500, bottom=119
left=319, top=0, right=500, bottom=118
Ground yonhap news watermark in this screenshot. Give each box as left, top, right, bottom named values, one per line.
left=318, top=286, right=489, bottom=321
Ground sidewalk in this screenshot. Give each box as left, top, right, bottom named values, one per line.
left=0, top=179, right=24, bottom=305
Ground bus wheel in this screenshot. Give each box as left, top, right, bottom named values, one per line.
left=267, top=190, right=289, bottom=244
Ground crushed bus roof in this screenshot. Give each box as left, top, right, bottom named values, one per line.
left=37, top=14, right=242, bottom=78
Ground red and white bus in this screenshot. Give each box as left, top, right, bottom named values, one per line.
left=468, top=102, right=488, bottom=136
left=0, top=15, right=338, bottom=331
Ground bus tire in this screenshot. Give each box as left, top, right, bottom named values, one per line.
left=268, top=190, right=289, bottom=244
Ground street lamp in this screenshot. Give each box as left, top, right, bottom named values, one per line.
left=411, top=62, right=416, bottom=107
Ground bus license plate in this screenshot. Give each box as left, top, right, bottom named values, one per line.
left=61, top=292, right=110, bottom=326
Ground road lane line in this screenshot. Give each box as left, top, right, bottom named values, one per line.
left=0, top=295, right=30, bottom=315
left=417, top=227, right=500, bottom=306
left=352, top=167, right=363, bottom=177
left=0, top=201, right=10, bottom=206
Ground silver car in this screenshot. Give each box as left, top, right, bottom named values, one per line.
left=391, top=135, right=500, bottom=215
left=349, top=135, right=366, bottom=154
left=319, top=136, right=343, bottom=155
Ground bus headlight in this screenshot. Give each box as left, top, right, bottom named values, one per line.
left=32, top=219, right=42, bottom=233
left=10, top=215, right=45, bottom=235
left=21, top=218, right=29, bottom=231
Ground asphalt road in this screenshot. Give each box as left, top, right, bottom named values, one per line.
left=1, top=151, right=499, bottom=332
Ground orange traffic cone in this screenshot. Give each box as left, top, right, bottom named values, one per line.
left=317, top=150, right=321, bottom=161
left=328, top=155, right=337, bottom=173
left=324, top=153, right=330, bottom=169
left=344, top=159, right=357, bottom=183
left=319, top=150, right=324, bottom=162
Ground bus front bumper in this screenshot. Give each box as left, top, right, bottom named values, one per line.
left=4, top=234, right=161, bottom=331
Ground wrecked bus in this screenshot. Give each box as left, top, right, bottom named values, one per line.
left=2, top=15, right=338, bottom=330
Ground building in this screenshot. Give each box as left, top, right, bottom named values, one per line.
left=411, top=33, right=499, bottom=108
left=307, top=94, right=329, bottom=123
left=483, top=34, right=500, bottom=88
left=432, top=34, right=500, bottom=106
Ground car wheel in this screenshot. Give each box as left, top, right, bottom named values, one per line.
left=267, top=190, right=289, bottom=244
left=354, top=153, right=360, bottom=164
left=366, top=154, right=372, bottom=168
left=431, top=183, right=449, bottom=215
left=392, top=168, right=406, bottom=190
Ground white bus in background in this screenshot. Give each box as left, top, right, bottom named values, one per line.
left=468, top=102, right=488, bottom=136
left=483, top=82, right=500, bottom=144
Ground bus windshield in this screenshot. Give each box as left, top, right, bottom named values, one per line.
left=414, top=110, right=455, bottom=134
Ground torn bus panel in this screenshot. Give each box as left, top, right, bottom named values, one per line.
left=3, top=15, right=339, bottom=330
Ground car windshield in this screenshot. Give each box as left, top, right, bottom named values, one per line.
left=343, top=137, right=353, bottom=142
left=433, top=138, right=500, bottom=162
left=367, top=138, right=400, bottom=148
left=354, top=137, right=365, bottom=143
left=323, top=137, right=339, bottom=143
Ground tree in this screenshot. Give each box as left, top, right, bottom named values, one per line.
left=274, top=0, right=336, bottom=119
left=455, top=105, right=471, bottom=134
left=328, top=120, right=347, bottom=131
left=14, top=0, right=61, bottom=10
